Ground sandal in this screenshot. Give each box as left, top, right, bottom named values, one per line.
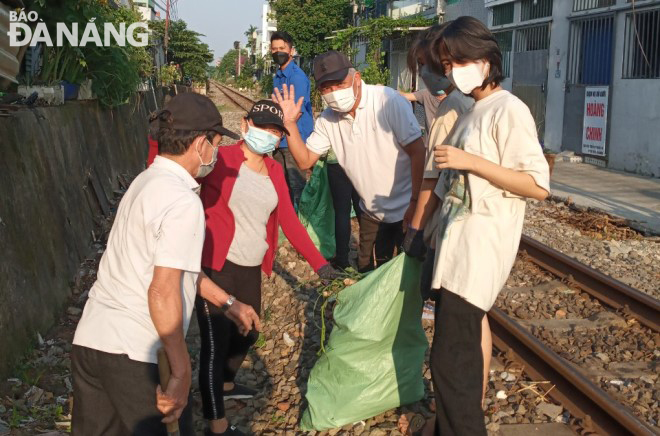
left=397, top=413, right=425, bottom=435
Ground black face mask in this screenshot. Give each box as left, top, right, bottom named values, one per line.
left=272, top=51, right=290, bottom=67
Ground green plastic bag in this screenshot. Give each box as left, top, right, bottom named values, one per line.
left=297, top=160, right=335, bottom=259
left=300, top=254, right=428, bottom=431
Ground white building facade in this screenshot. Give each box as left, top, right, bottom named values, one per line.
left=132, top=0, right=158, bottom=22
left=261, top=2, right=278, bottom=58
left=486, top=0, right=660, bottom=177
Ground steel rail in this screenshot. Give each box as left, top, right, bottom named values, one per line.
left=488, top=235, right=660, bottom=435
left=212, top=82, right=255, bottom=111
left=489, top=307, right=657, bottom=436
left=519, top=235, right=660, bottom=332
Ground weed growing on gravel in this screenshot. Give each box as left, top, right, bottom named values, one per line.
left=314, top=268, right=363, bottom=355
left=254, top=333, right=266, bottom=348
left=9, top=406, right=27, bottom=428
left=18, top=365, right=45, bottom=387
left=270, top=413, right=285, bottom=423
left=263, top=306, right=272, bottom=323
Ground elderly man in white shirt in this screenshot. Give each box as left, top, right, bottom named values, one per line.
left=273, top=51, right=426, bottom=272
left=71, top=93, right=261, bottom=436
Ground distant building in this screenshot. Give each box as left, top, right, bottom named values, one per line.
left=133, top=0, right=158, bottom=22
left=349, top=0, right=660, bottom=176
left=444, top=0, right=488, bottom=23
left=131, top=0, right=165, bottom=74
left=351, top=0, right=444, bottom=92
left=485, top=0, right=660, bottom=176
left=261, top=2, right=278, bottom=58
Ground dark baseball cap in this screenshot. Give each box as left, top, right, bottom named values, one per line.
left=247, top=100, right=290, bottom=136
left=158, top=92, right=239, bottom=139
left=313, top=50, right=353, bottom=87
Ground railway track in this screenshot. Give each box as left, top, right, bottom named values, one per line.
left=490, top=235, right=660, bottom=435
left=211, top=81, right=255, bottom=111
left=206, top=84, right=660, bottom=434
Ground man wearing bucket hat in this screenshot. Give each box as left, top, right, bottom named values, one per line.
left=273, top=51, right=426, bottom=272
left=72, top=93, right=261, bottom=436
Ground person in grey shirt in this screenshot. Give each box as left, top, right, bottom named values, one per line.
left=399, top=87, right=446, bottom=136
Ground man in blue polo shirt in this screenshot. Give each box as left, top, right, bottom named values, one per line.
left=271, top=30, right=312, bottom=207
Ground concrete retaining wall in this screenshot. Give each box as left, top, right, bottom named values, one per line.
left=0, top=93, right=161, bottom=375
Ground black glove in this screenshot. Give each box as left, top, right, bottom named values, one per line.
left=402, top=227, right=426, bottom=260
left=317, top=264, right=343, bottom=281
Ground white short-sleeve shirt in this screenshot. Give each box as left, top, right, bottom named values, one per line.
left=306, top=82, right=422, bottom=222
left=73, top=156, right=205, bottom=364
left=431, top=90, right=550, bottom=311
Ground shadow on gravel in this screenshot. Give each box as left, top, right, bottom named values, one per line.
left=187, top=308, right=272, bottom=435
left=271, top=259, right=329, bottom=424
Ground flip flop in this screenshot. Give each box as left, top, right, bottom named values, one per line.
left=398, top=413, right=425, bottom=435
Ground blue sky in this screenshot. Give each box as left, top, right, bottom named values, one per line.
left=177, top=0, right=265, bottom=62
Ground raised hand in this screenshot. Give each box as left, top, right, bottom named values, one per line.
left=272, top=83, right=304, bottom=124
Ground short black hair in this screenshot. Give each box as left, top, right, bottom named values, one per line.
left=427, top=16, right=504, bottom=89
left=153, top=111, right=217, bottom=156
left=407, top=23, right=448, bottom=75
left=270, top=31, right=293, bottom=47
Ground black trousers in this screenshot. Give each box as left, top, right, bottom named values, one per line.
left=357, top=213, right=404, bottom=272
left=420, top=248, right=437, bottom=302
left=327, top=162, right=361, bottom=268
left=71, top=345, right=194, bottom=436
left=273, top=147, right=306, bottom=208
left=196, top=261, right=262, bottom=421
left=431, top=289, right=487, bottom=436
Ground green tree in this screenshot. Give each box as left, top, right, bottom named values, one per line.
left=27, top=0, right=152, bottom=106
left=332, top=16, right=434, bottom=85
left=150, top=20, right=214, bottom=83
left=215, top=49, right=249, bottom=81
left=245, top=25, right=258, bottom=57
left=269, top=0, right=352, bottom=65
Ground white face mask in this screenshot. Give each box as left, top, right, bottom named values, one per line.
left=196, top=138, right=218, bottom=178
left=322, top=74, right=357, bottom=113
left=448, top=61, right=489, bottom=95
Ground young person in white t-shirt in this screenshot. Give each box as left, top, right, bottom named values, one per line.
left=419, top=17, right=550, bottom=436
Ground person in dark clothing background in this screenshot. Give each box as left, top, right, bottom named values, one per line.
left=326, top=149, right=361, bottom=269
left=271, top=30, right=313, bottom=208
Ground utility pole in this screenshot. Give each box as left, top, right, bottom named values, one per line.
left=234, top=41, right=241, bottom=77
left=164, top=0, right=170, bottom=62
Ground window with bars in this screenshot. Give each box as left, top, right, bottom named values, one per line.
left=567, top=16, right=614, bottom=85
left=573, top=0, right=615, bottom=12
left=515, top=24, right=551, bottom=52
left=493, top=30, right=513, bottom=77
left=623, top=8, right=660, bottom=79
left=492, top=3, right=515, bottom=26
left=521, top=0, right=553, bottom=21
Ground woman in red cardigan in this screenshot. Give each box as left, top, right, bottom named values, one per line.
left=149, top=99, right=339, bottom=436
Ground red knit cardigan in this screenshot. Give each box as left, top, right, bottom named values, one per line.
left=147, top=141, right=327, bottom=276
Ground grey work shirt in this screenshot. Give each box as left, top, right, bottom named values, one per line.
left=413, top=88, right=442, bottom=132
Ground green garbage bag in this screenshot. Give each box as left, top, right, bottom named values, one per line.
left=297, top=160, right=335, bottom=259
left=300, top=254, right=428, bottom=431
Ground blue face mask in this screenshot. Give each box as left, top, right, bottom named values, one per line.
left=242, top=125, right=281, bottom=155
